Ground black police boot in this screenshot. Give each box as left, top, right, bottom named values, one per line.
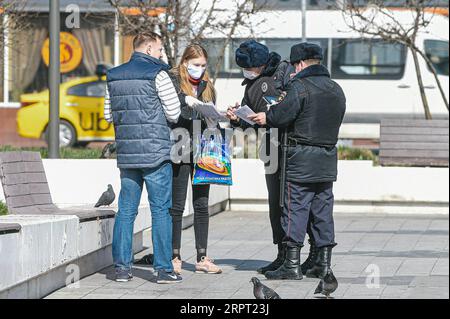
left=265, top=243, right=303, bottom=280
left=300, top=239, right=318, bottom=276
left=257, top=244, right=286, bottom=274
left=305, top=245, right=337, bottom=279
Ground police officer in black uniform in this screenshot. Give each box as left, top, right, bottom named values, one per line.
left=249, top=43, right=346, bottom=290
left=226, top=40, right=295, bottom=274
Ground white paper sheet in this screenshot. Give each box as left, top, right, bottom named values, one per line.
left=234, top=105, right=256, bottom=125
left=194, top=102, right=227, bottom=121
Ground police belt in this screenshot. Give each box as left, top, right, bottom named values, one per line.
left=287, top=138, right=334, bottom=150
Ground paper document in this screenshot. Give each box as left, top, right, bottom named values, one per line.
left=234, top=105, right=256, bottom=125
left=195, top=102, right=227, bottom=121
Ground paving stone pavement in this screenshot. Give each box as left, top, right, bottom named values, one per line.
left=46, top=211, right=449, bottom=299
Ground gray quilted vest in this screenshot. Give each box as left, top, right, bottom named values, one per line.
left=107, top=52, right=173, bottom=169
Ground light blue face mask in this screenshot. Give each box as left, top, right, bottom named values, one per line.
left=187, top=64, right=206, bottom=80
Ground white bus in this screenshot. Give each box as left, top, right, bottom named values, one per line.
left=201, top=9, right=449, bottom=141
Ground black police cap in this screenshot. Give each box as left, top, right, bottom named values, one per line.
left=290, top=42, right=324, bottom=64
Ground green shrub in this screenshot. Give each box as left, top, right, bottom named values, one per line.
left=338, top=146, right=378, bottom=162
left=0, top=145, right=378, bottom=162
left=0, top=201, right=7, bottom=216
left=0, top=146, right=102, bottom=159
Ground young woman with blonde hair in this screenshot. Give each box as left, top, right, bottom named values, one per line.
left=169, top=44, right=222, bottom=275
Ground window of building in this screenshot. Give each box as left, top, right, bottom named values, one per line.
left=331, top=39, right=407, bottom=80
left=424, top=40, right=449, bottom=76
left=7, top=13, right=115, bottom=102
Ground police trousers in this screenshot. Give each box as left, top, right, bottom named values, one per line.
left=282, top=181, right=336, bottom=248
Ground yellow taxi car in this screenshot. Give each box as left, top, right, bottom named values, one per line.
left=17, top=65, right=114, bottom=147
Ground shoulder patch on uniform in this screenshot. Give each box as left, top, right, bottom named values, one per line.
left=261, top=82, right=268, bottom=93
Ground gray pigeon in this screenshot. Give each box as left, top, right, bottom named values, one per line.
left=314, top=271, right=338, bottom=299
left=135, top=254, right=154, bottom=265
left=95, top=184, right=115, bottom=208
left=250, top=277, right=281, bottom=299
left=100, top=143, right=117, bottom=159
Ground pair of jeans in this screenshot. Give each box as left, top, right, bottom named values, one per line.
left=112, top=162, right=173, bottom=273
left=170, top=162, right=210, bottom=252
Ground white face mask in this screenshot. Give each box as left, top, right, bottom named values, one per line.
left=243, top=69, right=259, bottom=80
left=187, top=64, right=206, bottom=80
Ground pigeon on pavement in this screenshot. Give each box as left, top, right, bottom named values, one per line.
left=135, top=254, right=154, bottom=265
left=314, top=271, right=338, bottom=299
left=95, top=184, right=116, bottom=208
left=250, top=277, right=281, bottom=299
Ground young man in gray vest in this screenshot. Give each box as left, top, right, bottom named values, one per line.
left=249, top=43, right=346, bottom=296
left=104, top=32, right=182, bottom=284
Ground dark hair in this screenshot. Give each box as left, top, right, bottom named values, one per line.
left=133, top=32, right=162, bottom=50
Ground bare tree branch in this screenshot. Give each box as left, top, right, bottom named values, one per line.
left=108, top=0, right=268, bottom=81
left=342, top=0, right=449, bottom=119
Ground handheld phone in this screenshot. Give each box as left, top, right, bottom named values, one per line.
left=263, top=96, right=278, bottom=105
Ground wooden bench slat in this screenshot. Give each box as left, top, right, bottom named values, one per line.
left=0, top=152, right=42, bottom=164
left=21, top=152, right=43, bottom=162
left=3, top=183, right=51, bottom=197
left=59, top=209, right=116, bottom=223
left=381, top=127, right=449, bottom=135
left=380, top=157, right=449, bottom=167
left=3, top=184, right=31, bottom=197
left=31, top=194, right=53, bottom=206
left=381, top=119, right=449, bottom=128
left=0, top=152, right=24, bottom=164
left=11, top=207, right=40, bottom=214
left=3, top=172, right=48, bottom=186
left=7, top=195, right=35, bottom=209
left=381, top=134, right=449, bottom=143
left=380, top=142, right=449, bottom=151
left=6, top=193, right=53, bottom=208
left=1, top=161, right=45, bottom=174
left=380, top=150, right=449, bottom=158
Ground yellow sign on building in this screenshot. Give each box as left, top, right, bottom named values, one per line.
left=42, top=32, right=83, bottom=73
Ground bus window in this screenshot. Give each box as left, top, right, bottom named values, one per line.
left=265, top=38, right=329, bottom=66
left=424, top=40, right=449, bottom=76
left=202, top=38, right=329, bottom=78
left=332, top=39, right=407, bottom=80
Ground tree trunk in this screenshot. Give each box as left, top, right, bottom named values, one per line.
left=212, top=39, right=230, bottom=84
left=411, top=47, right=432, bottom=120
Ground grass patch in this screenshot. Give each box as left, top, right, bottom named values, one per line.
left=0, top=145, right=102, bottom=159
left=338, top=146, right=378, bottom=162
left=0, top=145, right=378, bottom=162
left=0, top=201, right=7, bottom=216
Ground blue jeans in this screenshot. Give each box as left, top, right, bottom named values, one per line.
left=112, top=162, right=173, bottom=273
